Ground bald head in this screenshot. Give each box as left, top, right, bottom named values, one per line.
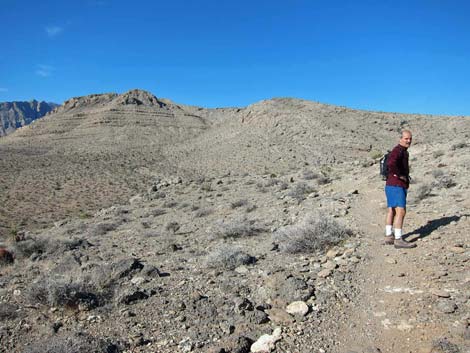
left=399, top=130, right=412, bottom=149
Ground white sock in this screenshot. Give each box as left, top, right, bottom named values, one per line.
left=394, top=229, right=402, bottom=240
left=385, top=225, right=393, bottom=236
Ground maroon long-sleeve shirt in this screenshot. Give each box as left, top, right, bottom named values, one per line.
left=386, top=144, right=409, bottom=189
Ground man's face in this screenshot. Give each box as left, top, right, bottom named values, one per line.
left=399, top=132, right=412, bottom=148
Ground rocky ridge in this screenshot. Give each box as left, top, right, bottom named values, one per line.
left=0, top=100, right=58, bottom=137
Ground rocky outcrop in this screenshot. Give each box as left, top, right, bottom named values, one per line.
left=0, top=100, right=58, bottom=137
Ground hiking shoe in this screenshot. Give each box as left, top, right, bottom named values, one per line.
left=394, top=238, right=417, bottom=249
left=383, top=235, right=394, bottom=245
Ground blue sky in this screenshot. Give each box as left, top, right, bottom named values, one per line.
left=1, top=0, right=469, bottom=115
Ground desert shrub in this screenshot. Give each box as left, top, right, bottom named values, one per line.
left=273, top=214, right=352, bottom=254
left=149, top=208, right=166, bottom=217
left=178, top=202, right=191, bottom=209
left=255, top=182, right=268, bottom=193
left=451, top=142, right=467, bottom=150
left=302, top=170, right=319, bottom=180
left=246, top=204, right=257, bottom=213
left=212, top=218, right=264, bottom=239
left=287, top=182, right=315, bottom=202
left=162, top=200, right=178, bottom=208
left=316, top=175, right=331, bottom=185
left=194, top=207, right=214, bottom=218
left=413, top=183, right=433, bottom=202
left=0, top=303, right=18, bottom=321
left=13, top=238, right=49, bottom=259
left=430, top=338, right=461, bottom=353
left=230, top=199, right=248, bottom=209
left=151, top=191, right=166, bottom=199
left=88, top=222, right=119, bottom=236
left=433, top=175, right=456, bottom=189
left=205, top=245, right=256, bottom=270
left=264, top=178, right=281, bottom=187
left=28, top=275, right=110, bottom=310
left=23, top=332, right=120, bottom=353
left=369, top=150, right=383, bottom=160
left=142, top=230, right=161, bottom=237
left=200, top=183, right=213, bottom=192
left=432, top=150, right=445, bottom=158
left=165, top=221, right=180, bottom=233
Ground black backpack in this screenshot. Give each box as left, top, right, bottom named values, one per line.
left=379, top=151, right=390, bottom=180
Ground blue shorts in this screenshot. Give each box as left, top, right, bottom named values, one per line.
left=385, top=185, right=407, bottom=208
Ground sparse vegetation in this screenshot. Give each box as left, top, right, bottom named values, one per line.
left=211, top=218, right=264, bottom=239
left=205, top=245, right=256, bottom=270
left=88, top=222, right=119, bottom=236
left=22, top=332, right=120, bottom=353
left=369, top=150, right=383, bottom=160
left=287, top=182, right=315, bottom=203
left=194, top=207, right=214, bottom=218
left=230, top=199, right=248, bottom=209
left=0, top=303, right=19, bottom=321
left=13, top=237, right=49, bottom=259
left=451, top=142, right=467, bottom=150
left=28, top=275, right=110, bottom=310
left=273, top=214, right=352, bottom=254
left=412, top=183, right=433, bottom=202
left=165, top=221, right=180, bottom=233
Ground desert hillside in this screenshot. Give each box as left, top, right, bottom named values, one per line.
left=0, top=90, right=469, bottom=353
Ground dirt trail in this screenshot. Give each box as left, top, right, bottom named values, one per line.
left=336, top=176, right=468, bottom=353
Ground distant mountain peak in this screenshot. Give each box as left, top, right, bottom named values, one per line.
left=0, top=100, right=58, bottom=137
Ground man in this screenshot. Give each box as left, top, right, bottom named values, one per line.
left=384, top=129, right=416, bottom=248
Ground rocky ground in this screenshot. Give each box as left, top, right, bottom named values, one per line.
left=0, top=90, right=469, bottom=352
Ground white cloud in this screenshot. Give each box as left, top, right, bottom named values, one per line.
left=36, top=65, right=54, bottom=77
left=0, top=87, right=8, bottom=92
left=45, top=25, right=63, bottom=37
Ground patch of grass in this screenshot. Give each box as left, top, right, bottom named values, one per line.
left=0, top=303, right=19, bottom=321
left=194, top=207, right=214, bottom=218
left=430, top=338, right=460, bottom=353
left=205, top=245, right=256, bottom=270
left=369, top=150, right=383, bottom=160
left=413, top=183, right=433, bottom=202
left=433, top=175, right=456, bottom=189
left=162, top=200, right=178, bottom=208
left=451, top=142, right=467, bottom=150
left=302, top=170, right=319, bottom=180
left=212, top=218, right=264, bottom=239
left=88, top=222, right=119, bottom=236
left=230, top=199, right=248, bottom=209
left=273, top=213, right=352, bottom=254
left=23, top=332, right=120, bottom=353
left=13, top=238, right=49, bottom=259
left=28, top=275, right=111, bottom=310
left=287, top=182, right=315, bottom=203
left=165, top=221, right=180, bottom=233
left=149, top=208, right=166, bottom=217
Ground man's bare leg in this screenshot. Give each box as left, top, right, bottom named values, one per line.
left=393, top=207, right=416, bottom=248
left=384, top=208, right=396, bottom=244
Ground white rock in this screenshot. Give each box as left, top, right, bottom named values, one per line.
left=285, top=301, right=309, bottom=316
left=131, top=277, right=146, bottom=286
left=251, top=327, right=282, bottom=352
